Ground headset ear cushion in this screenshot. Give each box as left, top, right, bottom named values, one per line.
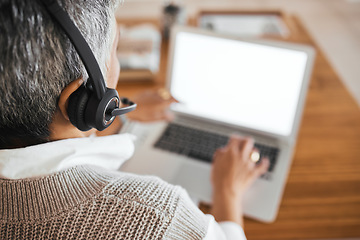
left=67, top=85, right=92, bottom=131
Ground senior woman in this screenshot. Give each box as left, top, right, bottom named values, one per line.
left=0, top=0, right=269, bottom=239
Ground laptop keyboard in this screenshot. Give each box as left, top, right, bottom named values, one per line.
left=154, top=123, right=279, bottom=173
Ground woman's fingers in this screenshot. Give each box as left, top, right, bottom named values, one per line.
left=251, top=157, right=270, bottom=179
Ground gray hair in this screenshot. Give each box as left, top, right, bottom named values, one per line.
left=0, top=0, right=120, bottom=148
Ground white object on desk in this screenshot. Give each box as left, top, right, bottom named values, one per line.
left=117, top=24, right=161, bottom=80
left=199, top=14, right=289, bottom=38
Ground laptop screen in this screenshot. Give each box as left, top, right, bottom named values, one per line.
left=170, top=31, right=309, bottom=137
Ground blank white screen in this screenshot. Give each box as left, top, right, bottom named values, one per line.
left=170, top=32, right=308, bottom=136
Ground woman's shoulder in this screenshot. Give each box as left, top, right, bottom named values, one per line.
left=101, top=171, right=208, bottom=239
left=103, top=171, right=183, bottom=210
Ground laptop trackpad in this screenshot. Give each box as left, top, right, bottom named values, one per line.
left=172, top=161, right=213, bottom=202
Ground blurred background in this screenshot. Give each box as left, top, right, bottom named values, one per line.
left=116, top=0, right=360, bottom=107
left=115, top=1, right=360, bottom=238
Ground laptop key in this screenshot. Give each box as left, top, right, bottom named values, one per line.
left=154, top=123, right=279, bottom=173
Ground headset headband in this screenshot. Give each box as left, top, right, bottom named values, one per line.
left=39, top=0, right=137, bottom=131
left=39, top=0, right=106, bottom=100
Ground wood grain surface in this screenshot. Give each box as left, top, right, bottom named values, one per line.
left=116, top=15, right=360, bottom=239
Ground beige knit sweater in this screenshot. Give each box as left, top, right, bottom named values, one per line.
left=0, top=165, right=208, bottom=239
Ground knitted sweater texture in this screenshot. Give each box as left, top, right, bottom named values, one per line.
left=0, top=165, right=208, bottom=239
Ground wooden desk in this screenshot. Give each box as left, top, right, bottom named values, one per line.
left=116, top=16, right=360, bottom=239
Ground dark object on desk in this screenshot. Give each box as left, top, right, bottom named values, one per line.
left=162, top=2, right=186, bottom=38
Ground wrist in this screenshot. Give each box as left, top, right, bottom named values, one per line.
left=211, top=197, right=244, bottom=227
left=213, top=187, right=244, bottom=204
left=211, top=186, right=245, bottom=226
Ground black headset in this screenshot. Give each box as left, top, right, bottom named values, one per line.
left=40, top=0, right=137, bottom=131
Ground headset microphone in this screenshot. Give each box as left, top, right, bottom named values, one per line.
left=40, top=0, right=137, bottom=131
left=110, top=98, right=136, bottom=117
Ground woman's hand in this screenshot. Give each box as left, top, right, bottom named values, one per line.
left=127, top=88, right=177, bottom=122
left=211, top=136, right=269, bottom=227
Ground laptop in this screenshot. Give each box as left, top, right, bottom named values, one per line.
left=120, top=26, right=315, bottom=222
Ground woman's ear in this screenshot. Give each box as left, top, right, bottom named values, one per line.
left=58, top=78, right=84, bottom=120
